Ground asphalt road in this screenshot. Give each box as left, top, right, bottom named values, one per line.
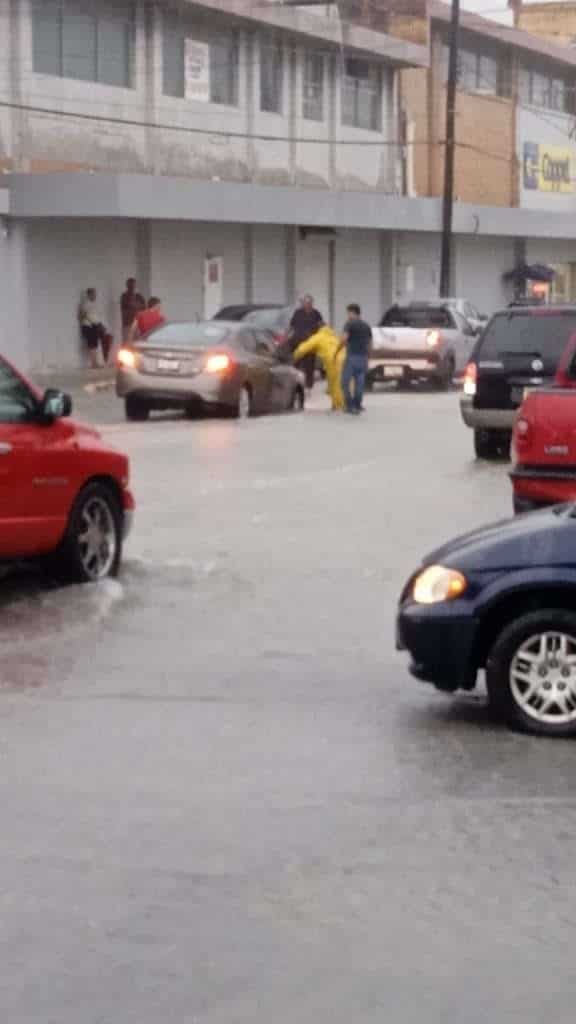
left=2, top=387, right=575, bottom=1023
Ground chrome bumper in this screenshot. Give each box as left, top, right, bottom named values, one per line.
left=460, top=396, right=516, bottom=431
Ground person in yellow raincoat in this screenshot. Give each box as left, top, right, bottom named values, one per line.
left=292, top=326, right=345, bottom=410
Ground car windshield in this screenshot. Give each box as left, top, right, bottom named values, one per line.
left=478, top=312, right=576, bottom=363
left=381, top=307, right=453, bottom=329
left=140, top=323, right=231, bottom=348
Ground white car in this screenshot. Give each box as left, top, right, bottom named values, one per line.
left=369, top=301, right=478, bottom=390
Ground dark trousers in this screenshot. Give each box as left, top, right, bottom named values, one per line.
left=298, top=353, right=316, bottom=390
left=342, top=354, right=368, bottom=412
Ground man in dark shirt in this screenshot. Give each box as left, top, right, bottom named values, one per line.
left=287, top=295, right=323, bottom=389
left=337, top=303, right=372, bottom=414
left=121, top=278, right=145, bottom=342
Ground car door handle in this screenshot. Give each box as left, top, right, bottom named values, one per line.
left=0, top=443, right=13, bottom=455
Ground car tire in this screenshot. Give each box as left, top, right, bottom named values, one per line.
left=432, top=357, right=454, bottom=391
left=474, top=429, right=510, bottom=460
left=486, top=609, right=576, bottom=737
left=289, top=386, right=305, bottom=412
left=235, top=384, right=253, bottom=419
left=125, top=396, right=149, bottom=422
left=58, top=481, right=123, bottom=584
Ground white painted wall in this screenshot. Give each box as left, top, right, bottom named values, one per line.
left=454, top=235, right=515, bottom=316
left=395, top=232, right=440, bottom=301
left=26, top=219, right=138, bottom=369
left=334, top=229, right=381, bottom=325
left=149, top=221, right=247, bottom=321
left=526, top=237, right=576, bottom=265
left=252, top=225, right=288, bottom=303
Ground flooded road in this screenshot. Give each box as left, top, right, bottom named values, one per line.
left=2, top=390, right=574, bottom=1023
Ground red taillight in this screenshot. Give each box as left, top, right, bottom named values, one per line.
left=426, top=329, right=441, bottom=348
left=515, top=417, right=531, bottom=445
left=463, top=362, right=477, bottom=396
left=205, top=353, right=231, bottom=374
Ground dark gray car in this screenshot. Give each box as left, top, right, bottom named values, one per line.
left=116, top=321, right=306, bottom=421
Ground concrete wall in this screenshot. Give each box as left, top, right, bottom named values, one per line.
left=5, top=0, right=398, bottom=193
left=26, top=219, right=139, bottom=370
left=401, top=28, right=515, bottom=207
left=454, top=235, right=515, bottom=315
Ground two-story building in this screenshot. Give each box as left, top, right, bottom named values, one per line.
left=1, top=0, right=576, bottom=369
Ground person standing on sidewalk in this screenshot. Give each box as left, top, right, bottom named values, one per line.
left=79, top=288, right=108, bottom=369
left=287, top=295, right=324, bottom=390
left=337, top=303, right=372, bottom=415
left=131, top=297, right=166, bottom=340
left=120, top=278, right=145, bottom=343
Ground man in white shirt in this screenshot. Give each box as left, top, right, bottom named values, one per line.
left=79, top=288, right=107, bottom=368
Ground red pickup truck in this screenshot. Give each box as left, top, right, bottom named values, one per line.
left=511, top=337, right=576, bottom=513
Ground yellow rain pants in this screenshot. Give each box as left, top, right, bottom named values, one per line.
left=293, top=327, right=345, bottom=410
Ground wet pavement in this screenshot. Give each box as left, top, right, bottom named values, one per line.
left=2, top=387, right=575, bottom=1023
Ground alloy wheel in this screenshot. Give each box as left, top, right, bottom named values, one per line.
left=77, top=496, right=117, bottom=580
left=510, top=631, right=576, bottom=725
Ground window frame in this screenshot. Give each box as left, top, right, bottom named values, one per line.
left=303, top=51, right=325, bottom=122
left=342, top=57, right=381, bottom=132
left=260, top=36, right=284, bottom=115
left=162, top=14, right=240, bottom=107
left=519, top=62, right=573, bottom=114
left=31, top=0, right=135, bottom=90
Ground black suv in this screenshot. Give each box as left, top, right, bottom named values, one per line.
left=460, top=305, right=576, bottom=459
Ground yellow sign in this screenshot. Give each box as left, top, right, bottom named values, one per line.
left=523, top=142, right=574, bottom=194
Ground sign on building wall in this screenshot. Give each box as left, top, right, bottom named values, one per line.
left=523, top=141, right=574, bottom=194
left=184, top=40, right=210, bottom=102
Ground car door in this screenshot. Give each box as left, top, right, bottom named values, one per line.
left=238, top=329, right=274, bottom=413
left=0, top=361, right=75, bottom=558
left=253, top=331, right=294, bottom=411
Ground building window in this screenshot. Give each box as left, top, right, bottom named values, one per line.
left=162, top=14, right=239, bottom=105
left=260, top=39, right=283, bottom=113
left=303, top=52, right=324, bottom=121
left=32, top=0, right=134, bottom=88
left=519, top=64, right=572, bottom=113
left=441, top=42, right=506, bottom=97
left=342, top=58, right=381, bottom=131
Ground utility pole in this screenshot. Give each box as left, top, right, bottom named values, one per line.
left=439, top=0, right=460, bottom=297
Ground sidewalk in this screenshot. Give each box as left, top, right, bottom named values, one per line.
left=32, top=366, right=115, bottom=397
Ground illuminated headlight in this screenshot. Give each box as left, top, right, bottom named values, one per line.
left=413, top=565, right=467, bottom=605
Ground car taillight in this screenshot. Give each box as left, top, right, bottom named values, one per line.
left=426, top=329, right=441, bottom=348
left=515, top=416, right=532, bottom=447
left=205, top=353, right=231, bottom=374
left=118, top=347, right=137, bottom=369
left=463, top=362, right=477, bottom=396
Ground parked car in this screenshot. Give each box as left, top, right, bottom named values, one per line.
left=370, top=301, right=476, bottom=390
left=0, top=354, right=134, bottom=582
left=460, top=304, right=576, bottom=460
left=441, top=297, right=488, bottom=334
left=116, top=321, right=305, bottom=420
left=397, top=505, right=576, bottom=736
left=213, top=304, right=292, bottom=346
left=511, top=335, right=576, bottom=514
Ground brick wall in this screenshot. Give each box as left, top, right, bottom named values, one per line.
left=401, top=50, right=515, bottom=207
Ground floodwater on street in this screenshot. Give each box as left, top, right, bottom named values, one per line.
left=2, top=387, right=575, bottom=1023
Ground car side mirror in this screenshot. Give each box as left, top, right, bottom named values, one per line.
left=41, top=388, right=72, bottom=422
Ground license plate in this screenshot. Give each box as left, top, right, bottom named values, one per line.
left=157, top=358, right=180, bottom=373
left=384, top=366, right=404, bottom=378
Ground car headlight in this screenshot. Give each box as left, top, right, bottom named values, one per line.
left=412, top=565, right=467, bottom=605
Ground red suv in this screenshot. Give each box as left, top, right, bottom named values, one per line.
left=0, top=355, right=134, bottom=581
left=512, top=337, right=576, bottom=513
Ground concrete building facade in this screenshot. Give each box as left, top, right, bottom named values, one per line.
left=0, top=0, right=576, bottom=369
